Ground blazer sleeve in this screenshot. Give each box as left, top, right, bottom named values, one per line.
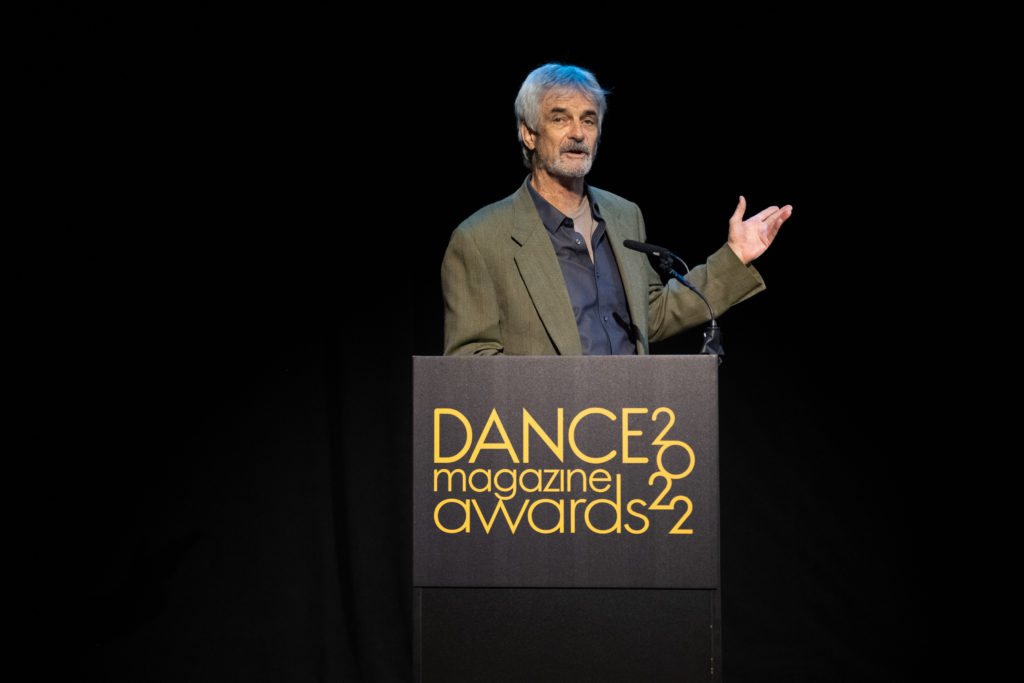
left=647, top=241, right=766, bottom=343
left=441, top=226, right=504, bottom=355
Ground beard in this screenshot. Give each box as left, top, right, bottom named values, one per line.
left=536, top=141, right=597, bottom=179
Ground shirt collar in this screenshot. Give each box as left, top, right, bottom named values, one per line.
left=526, top=178, right=604, bottom=235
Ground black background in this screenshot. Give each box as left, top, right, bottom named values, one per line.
left=35, top=4, right=992, bottom=682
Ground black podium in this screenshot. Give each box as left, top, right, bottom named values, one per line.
left=412, top=356, right=723, bottom=682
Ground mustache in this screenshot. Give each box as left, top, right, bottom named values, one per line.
left=560, top=142, right=592, bottom=155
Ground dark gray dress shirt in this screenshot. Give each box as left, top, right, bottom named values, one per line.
left=527, top=182, right=636, bottom=355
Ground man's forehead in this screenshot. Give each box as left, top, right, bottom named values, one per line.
left=541, top=88, right=598, bottom=112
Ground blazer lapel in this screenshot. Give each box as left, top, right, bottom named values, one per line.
left=603, top=208, right=650, bottom=354
left=509, top=182, right=582, bottom=355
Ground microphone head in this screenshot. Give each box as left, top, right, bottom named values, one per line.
left=623, top=239, right=666, bottom=256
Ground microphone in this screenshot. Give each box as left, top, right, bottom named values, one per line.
left=622, top=239, right=672, bottom=258
left=623, top=239, right=723, bottom=359
left=622, top=239, right=691, bottom=274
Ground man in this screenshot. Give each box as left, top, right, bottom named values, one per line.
left=441, top=63, right=792, bottom=356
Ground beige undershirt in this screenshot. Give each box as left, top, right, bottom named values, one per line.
left=567, top=196, right=596, bottom=261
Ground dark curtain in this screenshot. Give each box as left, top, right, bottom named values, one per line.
left=47, top=7, right=964, bottom=682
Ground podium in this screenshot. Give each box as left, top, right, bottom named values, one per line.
left=412, top=356, right=723, bottom=682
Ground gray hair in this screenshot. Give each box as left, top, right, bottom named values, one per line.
left=514, top=63, right=609, bottom=168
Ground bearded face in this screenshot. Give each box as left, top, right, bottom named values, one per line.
left=523, top=89, right=600, bottom=180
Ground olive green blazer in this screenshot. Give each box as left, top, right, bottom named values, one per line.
left=441, top=178, right=765, bottom=355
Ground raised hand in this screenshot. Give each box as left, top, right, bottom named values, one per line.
left=727, top=195, right=793, bottom=264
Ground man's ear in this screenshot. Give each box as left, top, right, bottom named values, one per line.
left=519, top=122, right=536, bottom=151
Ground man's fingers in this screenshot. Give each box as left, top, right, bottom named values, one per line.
left=731, top=195, right=747, bottom=222
left=735, top=197, right=794, bottom=231
left=753, top=206, right=781, bottom=222
left=769, top=205, right=794, bottom=228
left=766, top=206, right=793, bottom=239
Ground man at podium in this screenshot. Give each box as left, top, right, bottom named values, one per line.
left=441, top=62, right=792, bottom=356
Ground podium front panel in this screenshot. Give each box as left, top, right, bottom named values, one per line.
left=413, top=355, right=720, bottom=590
